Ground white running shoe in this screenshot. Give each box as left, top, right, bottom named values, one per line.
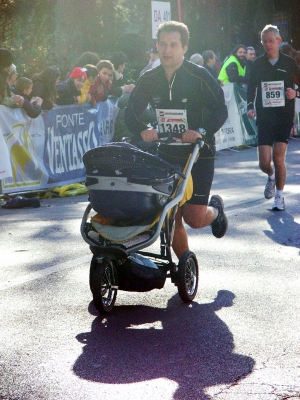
left=264, top=177, right=276, bottom=199
left=272, top=195, right=285, bottom=211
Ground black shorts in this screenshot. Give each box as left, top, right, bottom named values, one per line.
left=157, top=143, right=215, bottom=206
left=257, top=119, right=293, bottom=146
left=188, top=156, right=215, bottom=205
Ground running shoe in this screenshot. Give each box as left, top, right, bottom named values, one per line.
left=264, top=177, right=276, bottom=199
left=272, top=195, right=285, bottom=211
left=209, top=195, right=228, bottom=238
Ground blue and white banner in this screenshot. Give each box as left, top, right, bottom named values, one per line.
left=0, top=86, right=259, bottom=194
left=0, top=99, right=119, bottom=194
left=215, top=83, right=258, bottom=151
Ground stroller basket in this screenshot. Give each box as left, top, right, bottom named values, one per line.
left=83, top=142, right=181, bottom=226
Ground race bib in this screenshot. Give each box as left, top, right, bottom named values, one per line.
left=261, top=80, right=285, bottom=107
left=156, top=109, right=188, bottom=135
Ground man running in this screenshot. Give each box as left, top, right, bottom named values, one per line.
left=124, top=21, right=228, bottom=259
left=247, top=24, right=300, bottom=211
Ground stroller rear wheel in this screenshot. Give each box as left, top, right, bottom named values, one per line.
left=90, top=256, right=118, bottom=314
left=177, top=251, right=199, bottom=302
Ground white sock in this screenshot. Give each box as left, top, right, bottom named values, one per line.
left=269, top=173, right=275, bottom=180
left=214, top=208, right=219, bottom=220
left=276, top=190, right=283, bottom=197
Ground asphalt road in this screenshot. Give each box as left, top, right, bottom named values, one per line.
left=0, top=138, right=300, bottom=400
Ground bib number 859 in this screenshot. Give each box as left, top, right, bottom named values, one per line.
left=266, top=91, right=281, bottom=99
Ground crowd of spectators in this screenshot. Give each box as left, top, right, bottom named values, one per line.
left=0, top=49, right=136, bottom=119
left=0, top=41, right=299, bottom=124
left=188, top=41, right=300, bottom=87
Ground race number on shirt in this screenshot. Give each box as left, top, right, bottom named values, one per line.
left=156, top=109, right=188, bottom=135
left=261, top=80, right=285, bottom=107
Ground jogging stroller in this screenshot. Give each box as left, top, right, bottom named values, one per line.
left=81, top=138, right=202, bottom=314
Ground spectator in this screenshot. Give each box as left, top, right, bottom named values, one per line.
left=74, top=51, right=100, bottom=68
left=189, top=53, right=204, bottom=66
left=140, top=47, right=160, bottom=76
left=246, top=46, right=256, bottom=61
left=30, top=66, right=60, bottom=110
left=110, top=51, right=134, bottom=97
left=295, top=51, right=300, bottom=67
left=202, top=50, right=223, bottom=86
left=245, top=46, right=256, bottom=78
left=279, top=42, right=294, bottom=57
left=65, top=51, right=100, bottom=79
left=218, top=44, right=248, bottom=84
left=77, top=64, right=98, bottom=104
left=89, top=60, right=113, bottom=105
left=280, top=42, right=300, bottom=67
left=14, top=77, right=43, bottom=118
left=56, top=67, right=87, bottom=106
left=150, top=47, right=161, bottom=69
left=7, top=64, right=18, bottom=91
left=202, top=51, right=217, bottom=76
left=0, top=48, right=23, bottom=107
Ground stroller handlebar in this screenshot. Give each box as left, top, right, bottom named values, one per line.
left=156, top=129, right=206, bottom=146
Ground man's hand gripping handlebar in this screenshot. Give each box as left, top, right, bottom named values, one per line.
left=140, top=128, right=205, bottom=144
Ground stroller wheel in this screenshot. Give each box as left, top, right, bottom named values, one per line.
left=177, top=251, right=199, bottom=302
left=89, top=256, right=118, bottom=314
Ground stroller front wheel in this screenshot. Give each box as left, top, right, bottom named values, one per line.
left=90, top=256, right=118, bottom=314
left=177, top=251, right=199, bottom=302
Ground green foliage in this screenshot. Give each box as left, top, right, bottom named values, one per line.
left=1, top=0, right=275, bottom=77
left=0, top=0, right=57, bottom=76
left=0, top=0, right=177, bottom=79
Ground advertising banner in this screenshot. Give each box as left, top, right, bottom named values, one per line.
left=0, top=99, right=118, bottom=194
left=215, top=83, right=257, bottom=151
left=295, top=97, right=300, bottom=136
left=0, top=85, right=259, bottom=194
left=233, top=83, right=258, bottom=146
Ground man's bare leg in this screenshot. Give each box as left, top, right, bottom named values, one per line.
left=258, top=145, right=273, bottom=176
left=172, top=209, right=189, bottom=259
left=172, top=204, right=217, bottom=259
left=259, top=145, right=276, bottom=199
left=273, top=142, right=287, bottom=190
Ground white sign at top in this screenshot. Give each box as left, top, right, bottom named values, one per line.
left=151, top=1, right=171, bottom=39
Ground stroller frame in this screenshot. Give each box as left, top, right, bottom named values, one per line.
left=81, top=140, right=202, bottom=314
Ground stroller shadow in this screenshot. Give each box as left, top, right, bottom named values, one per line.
left=264, top=210, right=300, bottom=250
left=73, top=290, right=254, bottom=399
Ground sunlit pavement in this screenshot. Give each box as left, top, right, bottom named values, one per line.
left=0, top=138, right=299, bottom=399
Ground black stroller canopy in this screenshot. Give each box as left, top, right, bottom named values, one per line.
left=83, top=142, right=182, bottom=176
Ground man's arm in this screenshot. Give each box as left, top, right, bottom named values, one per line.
left=289, top=58, right=300, bottom=98
left=124, top=77, right=152, bottom=138
left=199, top=70, right=228, bottom=136
left=246, top=62, right=258, bottom=118
left=226, top=62, right=248, bottom=84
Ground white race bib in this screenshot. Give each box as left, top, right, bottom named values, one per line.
left=261, top=80, right=285, bottom=107
left=156, top=109, right=188, bottom=135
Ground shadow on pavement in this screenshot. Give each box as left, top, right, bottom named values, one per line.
left=73, top=290, right=254, bottom=399
left=264, top=210, right=300, bottom=250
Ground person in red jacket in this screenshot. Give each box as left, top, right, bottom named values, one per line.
left=89, top=60, right=113, bottom=105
